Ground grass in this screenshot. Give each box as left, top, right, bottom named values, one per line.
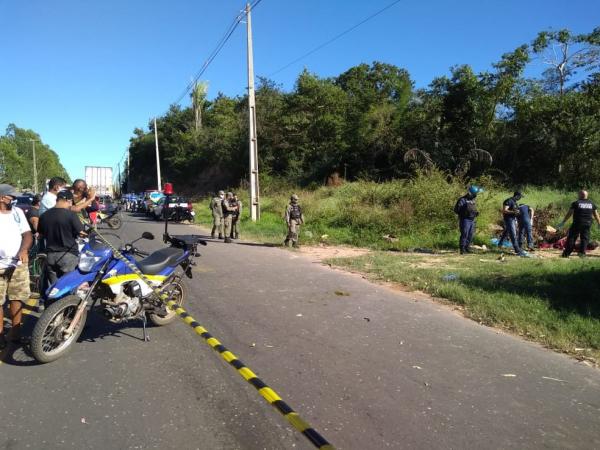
left=194, top=172, right=600, bottom=250
left=328, top=251, right=600, bottom=362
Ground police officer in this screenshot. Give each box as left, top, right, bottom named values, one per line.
left=230, top=193, right=242, bottom=239
left=284, top=194, right=304, bottom=248
left=558, top=190, right=600, bottom=258
left=210, top=190, right=225, bottom=239
left=498, top=191, right=526, bottom=256
left=221, top=192, right=236, bottom=244
left=454, top=185, right=481, bottom=254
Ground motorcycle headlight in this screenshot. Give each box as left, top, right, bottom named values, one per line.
left=78, top=251, right=102, bottom=272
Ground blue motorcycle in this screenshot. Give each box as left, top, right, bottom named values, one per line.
left=31, top=230, right=205, bottom=363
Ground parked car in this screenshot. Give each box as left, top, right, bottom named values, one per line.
left=16, top=194, right=34, bottom=215
left=97, top=195, right=113, bottom=212
left=153, top=196, right=195, bottom=221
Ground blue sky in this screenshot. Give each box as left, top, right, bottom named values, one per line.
left=0, top=0, right=596, bottom=181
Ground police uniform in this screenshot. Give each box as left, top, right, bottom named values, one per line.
left=230, top=196, right=241, bottom=239
left=210, top=193, right=224, bottom=239
left=454, top=193, right=478, bottom=253
left=284, top=198, right=304, bottom=247
left=498, top=194, right=524, bottom=255
left=563, top=199, right=598, bottom=257
left=221, top=194, right=236, bottom=243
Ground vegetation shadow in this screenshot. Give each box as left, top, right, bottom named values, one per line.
left=459, top=267, right=600, bottom=318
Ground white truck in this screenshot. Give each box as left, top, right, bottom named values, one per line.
left=85, top=166, right=113, bottom=197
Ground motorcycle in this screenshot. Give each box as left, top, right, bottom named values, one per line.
left=96, top=207, right=122, bottom=229
left=163, top=205, right=195, bottom=223
left=30, top=230, right=206, bottom=363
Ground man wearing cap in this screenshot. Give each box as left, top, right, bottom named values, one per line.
left=498, top=191, right=527, bottom=256
left=221, top=192, right=236, bottom=244
left=230, top=193, right=242, bottom=239
left=558, top=190, right=600, bottom=258
left=38, top=190, right=85, bottom=286
left=210, top=190, right=225, bottom=239
left=454, top=186, right=481, bottom=254
left=0, top=184, right=33, bottom=348
left=284, top=194, right=304, bottom=248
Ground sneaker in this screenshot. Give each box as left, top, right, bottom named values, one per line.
left=464, top=247, right=472, bottom=254
left=578, top=253, right=587, bottom=258
left=527, top=247, right=536, bottom=252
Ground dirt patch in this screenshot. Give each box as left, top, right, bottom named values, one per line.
left=295, top=244, right=372, bottom=262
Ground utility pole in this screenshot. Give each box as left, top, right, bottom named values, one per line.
left=117, top=161, right=121, bottom=197
left=127, top=148, right=131, bottom=193
left=29, top=139, right=38, bottom=193
left=246, top=2, right=260, bottom=221
left=154, top=118, right=162, bottom=191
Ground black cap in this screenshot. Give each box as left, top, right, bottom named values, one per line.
left=514, top=191, right=523, bottom=198
left=57, top=190, right=74, bottom=201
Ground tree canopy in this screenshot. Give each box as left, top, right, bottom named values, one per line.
left=125, top=27, right=600, bottom=193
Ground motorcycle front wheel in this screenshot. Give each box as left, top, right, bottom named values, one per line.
left=31, top=295, right=88, bottom=363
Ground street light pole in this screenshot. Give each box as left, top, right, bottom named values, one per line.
left=29, top=139, right=38, bottom=193
left=154, top=118, right=162, bottom=191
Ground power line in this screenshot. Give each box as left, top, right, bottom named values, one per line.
left=172, top=1, right=265, bottom=106
left=268, top=0, right=404, bottom=77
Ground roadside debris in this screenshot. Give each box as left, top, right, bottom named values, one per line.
left=442, top=273, right=459, bottom=281
left=501, top=373, right=517, bottom=377
left=334, top=290, right=350, bottom=296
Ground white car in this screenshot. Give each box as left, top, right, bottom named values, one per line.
left=152, top=196, right=195, bottom=220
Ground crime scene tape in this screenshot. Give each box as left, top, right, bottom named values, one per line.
left=94, top=230, right=334, bottom=450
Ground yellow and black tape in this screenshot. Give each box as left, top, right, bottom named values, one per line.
left=94, top=231, right=334, bottom=449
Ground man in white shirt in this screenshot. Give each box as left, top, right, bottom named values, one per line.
left=39, top=176, right=67, bottom=216
left=0, top=184, right=33, bottom=348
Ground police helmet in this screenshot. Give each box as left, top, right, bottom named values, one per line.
left=468, top=185, right=483, bottom=196
left=291, top=194, right=299, bottom=202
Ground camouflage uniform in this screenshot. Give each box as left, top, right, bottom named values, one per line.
left=210, top=191, right=225, bottom=239
left=284, top=195, right=304, bottom=248
left=221, top=193, right=236, bottom=243
left=0, top=264, right=30, bottom=307
left=230, top=194, right=242, bottom=239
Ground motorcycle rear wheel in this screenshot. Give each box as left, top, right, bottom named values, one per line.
left=31, top=295, right=88, bottom=363
left=148, top=280, right=186, bottom=326
left=107, top=215, right=122, bottom=229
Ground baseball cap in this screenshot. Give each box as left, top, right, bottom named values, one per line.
left=0, top=184, right=20, bottom=198
left=57, top=190, right=74, bottom=201
left=514, top=191, right=523, bottom=198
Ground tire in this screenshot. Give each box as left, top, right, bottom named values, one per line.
left=107, top=215, right=122, bottom=229
left=31, top=295, right=88, bottom=363
left=148, top=280, right=186, bottom=326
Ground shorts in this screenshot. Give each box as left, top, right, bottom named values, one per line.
left=0, top=264, right=31, bottom=306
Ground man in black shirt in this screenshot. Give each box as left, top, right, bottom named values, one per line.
left=498, top=191, right=526, bottom=256
left=558, top=190, right=600, bottom=258
left=38, top=190, right=85, bottom=285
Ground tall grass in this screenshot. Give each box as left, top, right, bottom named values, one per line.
left=194, top=170, right=600, bottom=249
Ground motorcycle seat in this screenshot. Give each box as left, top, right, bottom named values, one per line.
left=136, top=247, right=184, bottom=275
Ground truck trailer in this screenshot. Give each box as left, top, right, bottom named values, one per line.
left=85, top=166, right=113, bottom=197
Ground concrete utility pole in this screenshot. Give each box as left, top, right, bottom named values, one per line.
left=29, top=139, right=38, bottom=193
left=154, top=118, right=162, bottom=191
left=246, top=2, right=260, bottom=221
left=117, top=161, right=121, bottom=197
left=127, top=148, right=131, bottom=193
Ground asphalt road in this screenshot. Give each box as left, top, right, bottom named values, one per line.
left=1, top=213, right=599, bottom=450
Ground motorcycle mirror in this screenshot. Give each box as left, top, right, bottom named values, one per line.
left=142, top=232, right=155, bottom=240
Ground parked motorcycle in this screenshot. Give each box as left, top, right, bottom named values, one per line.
left=163, top=205, right=195, bottom=223
left=30, top=230, right=206, bottom=363
left=96, top=207, right=122, bottom=229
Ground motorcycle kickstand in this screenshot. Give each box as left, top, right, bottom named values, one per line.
left=141, top=314, right=150, bottom=342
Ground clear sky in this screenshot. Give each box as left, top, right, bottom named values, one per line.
left=0, top=0, right=597, bottom=181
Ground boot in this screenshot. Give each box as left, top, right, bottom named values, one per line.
left=218, top=234, right=224, bottom=240
left=459, top=247, right=465, bottom=255
left=292, top=242, right=299, bottom=249
left=283, top=239, right=290, bottom=247
left=224, top=237, right=232, bottom=243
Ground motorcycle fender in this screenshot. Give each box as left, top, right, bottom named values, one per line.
left=46, top=270, right=96, bottom=300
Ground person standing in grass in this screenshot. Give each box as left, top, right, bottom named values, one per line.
left=230, top=193, right=242, bottom=240
left=221, top=192, right=236, bottom=244
left=499, top=191, right=527, bottom=256
left=284, top=194, right=304, bottom=248
left=558, top=190, right=600, bottom=258
left=454, top=186, right=481, bottom=254
left=210, top=190, right=225, bottom=239
left=517, top=203, right=535, bottom=252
